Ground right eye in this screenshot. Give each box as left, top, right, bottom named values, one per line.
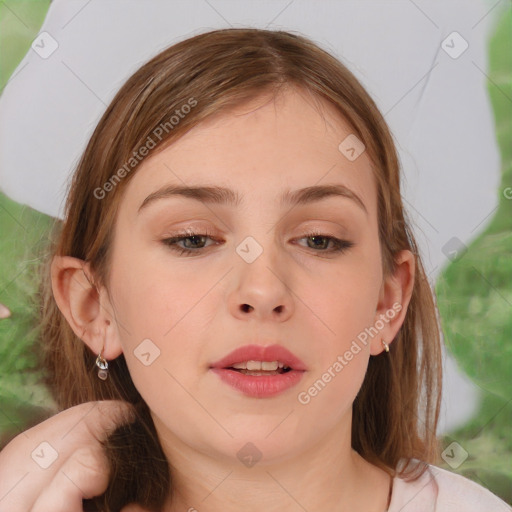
left=161, top=228, right=222, bottom=256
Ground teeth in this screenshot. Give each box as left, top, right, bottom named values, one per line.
left=239, top=370, right=280, bottom=376
left=231, top=360, right=287, bottom=371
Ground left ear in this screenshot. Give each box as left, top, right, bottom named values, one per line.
left=370, top=249, right=415, bottom=355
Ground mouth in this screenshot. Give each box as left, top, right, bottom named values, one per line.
left=209, top=344, right=306, bottom=398
left=209, top=343, right=307, bottom=373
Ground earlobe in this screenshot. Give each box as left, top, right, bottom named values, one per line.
left=50, top=255, right=123, bottom=360
left=370, top=250, right=415, bottom=356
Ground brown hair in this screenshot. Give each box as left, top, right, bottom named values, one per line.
left=38, top=27, right=442, bottom=511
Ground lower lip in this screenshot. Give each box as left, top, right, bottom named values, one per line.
left=210, top=368, right=305, bottom=398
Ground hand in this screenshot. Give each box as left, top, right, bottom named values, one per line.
left=0, top=400, right=137, bottom=512
left=0, top=303, right=11, bottom=319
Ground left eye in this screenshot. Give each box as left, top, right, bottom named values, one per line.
left=295, top=232, right=354, bottom=254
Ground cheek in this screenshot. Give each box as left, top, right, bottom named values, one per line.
left=297, top=346, right=369, bottom=421
left=109, top=247, right=214, bottom=381
left=308, top=250, right=382, bottom=342
left=296, top=261, right=379, bottom=421
left=108, top=258, right=211, bottom=433
left=110, top=244, right=209, bottom=338
left=108, top=254, right=223, bottom=447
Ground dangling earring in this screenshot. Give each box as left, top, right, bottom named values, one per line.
left=96, top=349, right=109, bottom=380
left=381, top=339, right=390, bottom=353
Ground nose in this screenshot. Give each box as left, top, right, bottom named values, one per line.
left=228, top=248, right=294, bottom=323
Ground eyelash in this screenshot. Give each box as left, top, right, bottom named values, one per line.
left=161, top=228, right=354, bottom=257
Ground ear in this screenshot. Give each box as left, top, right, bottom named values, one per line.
left=50, top=255, right=123, bottom=360
left=370, top=249, right=415, bottom=356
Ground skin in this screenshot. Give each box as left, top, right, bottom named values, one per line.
left=51, top=86, right=415, bottom=512
left=0, top=400, right=137, bottom=512
left=0, top=302, right=10, bottom=318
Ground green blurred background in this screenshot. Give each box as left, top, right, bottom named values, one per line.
left=0, top=0, right=511, bottom=504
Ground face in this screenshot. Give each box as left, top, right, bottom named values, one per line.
left=105, top=87, right=386, bottom=465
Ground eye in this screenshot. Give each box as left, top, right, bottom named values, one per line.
left=161, top=228, right=220, bottom=257
left=295, top=230, right=354, bottom=255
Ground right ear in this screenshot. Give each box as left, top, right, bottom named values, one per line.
left=50, top=255, right=123, bottom=360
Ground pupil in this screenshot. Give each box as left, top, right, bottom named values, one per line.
left=309, top=236, right=327, bottom=249
left=185, top=235, right=204, bottom=248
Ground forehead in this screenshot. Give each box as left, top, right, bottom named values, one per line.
left=119, top=87, right=377, bottom=218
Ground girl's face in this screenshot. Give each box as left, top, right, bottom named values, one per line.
left=102, top=87, right=409, bottom=464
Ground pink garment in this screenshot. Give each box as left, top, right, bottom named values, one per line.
left=388, top=463, right=511, bottom=511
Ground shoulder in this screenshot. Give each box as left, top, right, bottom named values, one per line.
left=388, top=460, right=511, bottom=512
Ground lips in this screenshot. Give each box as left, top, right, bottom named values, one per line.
left=209, top=343, right=307, bottom=398
left=210, top=343, right=307, bottom=371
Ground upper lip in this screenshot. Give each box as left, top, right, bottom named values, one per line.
left=210, top=344, right=307, bottom=371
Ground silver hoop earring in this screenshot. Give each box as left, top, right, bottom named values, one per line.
left=96, top=351, right=109, bottom=380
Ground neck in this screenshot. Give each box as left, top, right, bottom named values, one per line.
left=153, top=412, right=392, bottom=512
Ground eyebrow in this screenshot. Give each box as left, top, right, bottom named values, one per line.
left=137, top=183, right=367, bottom=215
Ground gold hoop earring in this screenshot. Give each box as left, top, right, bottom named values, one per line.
left=96, top=350, right=109, bottom=380
left=381, top=339, right=390, bottom=353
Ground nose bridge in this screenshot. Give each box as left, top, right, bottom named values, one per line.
left=232, top=201, right=281, bottom=266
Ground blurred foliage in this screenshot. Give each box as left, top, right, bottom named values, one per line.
left=0, top=192, right=57, bottom=446
left=436, top=5, right=512, bottom=504
left=0, top=0, right=52, bottom=91
left=0, top=0, right=56, bottom=448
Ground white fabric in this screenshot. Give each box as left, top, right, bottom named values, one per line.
left=389, top=463, right=511, bottom=511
